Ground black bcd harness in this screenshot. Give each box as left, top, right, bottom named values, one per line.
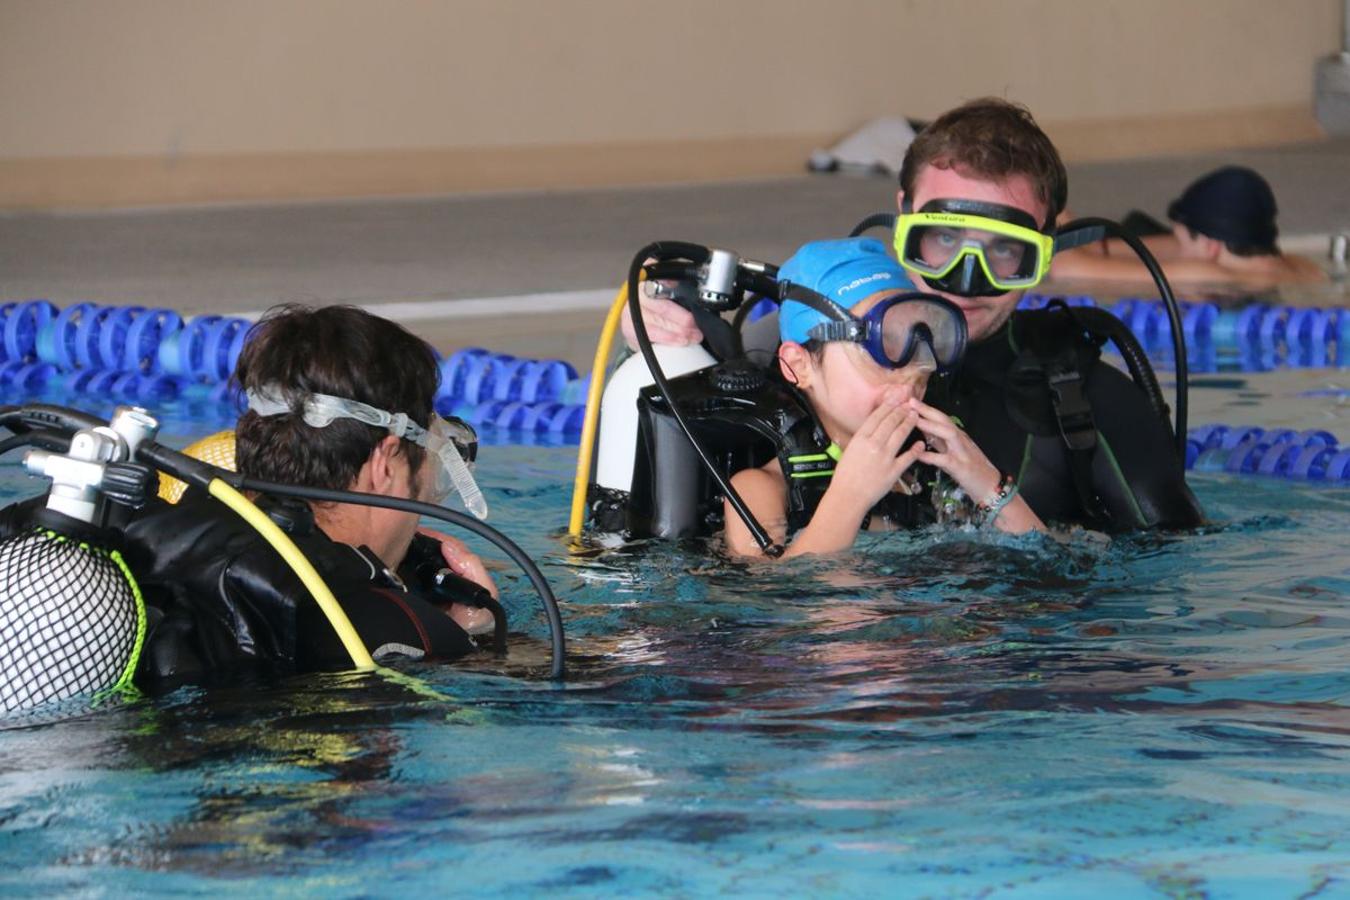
left=1004, top=304, right=1114, bottom=524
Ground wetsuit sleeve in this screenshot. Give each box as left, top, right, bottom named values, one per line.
left=294, top=581, right=475, bottom=668
left=1088, top=363, right=1204, bottom=529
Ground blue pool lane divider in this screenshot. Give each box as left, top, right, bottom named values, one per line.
left=0, top=300, right=591, bottom=445
left=1018, top=294, right=1350, bottom=371
left=1186, top=423, right=1350, bottom=482
left=6, top=300, right=1344, bottom=455
left=434, top=348, right=588, bottom=441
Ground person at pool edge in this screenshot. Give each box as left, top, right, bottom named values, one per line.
left=724, top=238, right=1044, bottom=558
left=1050, top=165, right=1328, bottom=287
left=118, top=304, right=501, bottom=677
left=624, top=98, right=1204, bottom=531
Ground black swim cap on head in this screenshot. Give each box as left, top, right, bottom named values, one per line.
left=1166, top=166, right=1278, bottom=250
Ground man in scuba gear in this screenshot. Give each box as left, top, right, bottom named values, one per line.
left=118, top=304, right=501, bottom=678
left=724, top=238, right=1044, bottom=558
left=621, top=97, right=1203, bottom=531
left=892, top=99, right=1202, bottom=530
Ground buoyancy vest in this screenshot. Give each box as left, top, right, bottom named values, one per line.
left=925, top=307, right=1204, bottom=530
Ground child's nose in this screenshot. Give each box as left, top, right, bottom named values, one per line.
left=881, top=384, right=915, bottom=406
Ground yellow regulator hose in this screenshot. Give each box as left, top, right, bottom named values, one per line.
left=567, top=281, right=633, bottom=537
left=207, top=478, right=376, bottom=671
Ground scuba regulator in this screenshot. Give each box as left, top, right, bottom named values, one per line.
left=621, top=242, right=790, bottom=555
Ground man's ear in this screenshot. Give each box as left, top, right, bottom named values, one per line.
left=1196, top=234, right=1222, bottom=261
left=778, top=342, right=813, bottom=388
left=896, top=189, right=906, bottom=213
left=365, top=434, right=404, bottom=493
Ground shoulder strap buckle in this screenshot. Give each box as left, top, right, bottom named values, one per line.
left=1047, top=367, right=1097, bottom=451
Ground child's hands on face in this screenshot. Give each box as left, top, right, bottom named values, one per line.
left=829, top=387, right=926, bottom=514
left=906, top=399, right=1002, bottom=501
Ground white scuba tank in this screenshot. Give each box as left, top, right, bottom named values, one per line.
left=595, top=344, right=716, bottom=493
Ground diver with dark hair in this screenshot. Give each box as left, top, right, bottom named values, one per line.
left=1051, top=165, right=1328, bottom=286
left=1, top=305, right=504, bottom=682
left=611, top=98, right=1203, bottom=532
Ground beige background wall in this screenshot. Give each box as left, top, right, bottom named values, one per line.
left=0, top=0, right=1340, bottom=207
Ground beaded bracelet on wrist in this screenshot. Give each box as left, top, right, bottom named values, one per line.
left=976, top=472, right=1018, bottom=528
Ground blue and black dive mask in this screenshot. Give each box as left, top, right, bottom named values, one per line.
left=780, top=283, right=967, bottom=373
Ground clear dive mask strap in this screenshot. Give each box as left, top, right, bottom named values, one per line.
left=245, top=386, right=488, bottom=519
left=428, top=418, right=488, bottom=520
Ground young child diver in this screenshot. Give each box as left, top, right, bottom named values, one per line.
left=724, top=238, right=1045, bottom=559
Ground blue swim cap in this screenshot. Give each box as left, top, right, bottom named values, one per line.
left=1167, top=166, right=1278, bottom=250
left=778, top=238, right=913, bottom=344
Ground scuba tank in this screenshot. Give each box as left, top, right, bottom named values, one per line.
left=596, top=343, right=716, bottom=496
left=584, top=243, right=790, bottom=553
left=0, top=406, right=158, bottom=713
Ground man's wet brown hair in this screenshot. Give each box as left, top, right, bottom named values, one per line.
left=233, top=304, right=438, bottom=491
left=899, top=97, right=1068, bottom=230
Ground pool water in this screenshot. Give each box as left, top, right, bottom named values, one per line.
left=1, top=367, right=1349, bottom=897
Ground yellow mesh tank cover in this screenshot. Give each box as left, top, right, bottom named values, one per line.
left=158, top=430, right=237, bottom=503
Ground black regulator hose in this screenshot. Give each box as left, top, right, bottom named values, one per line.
left=730, top=294, right=770, bottom=335
left=848, top=212, right=897, bottom=238
left=626, top=242, right=784, bottom=557
left=0, top=404, right=104, bottom=435
left=0, top=429, right=72, bottom=457
left=1069, top=307, right=1169, bottom=428
left=1056, top=217, right=1188, bottom=455
left=136, top=441, right=567, bottom=680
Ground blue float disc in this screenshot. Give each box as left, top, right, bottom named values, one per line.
left=125, top=309, right=183, bottom=373
left=3, top=300, right=56, bottom=363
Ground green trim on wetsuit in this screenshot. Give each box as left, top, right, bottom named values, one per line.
left=1017, top=435, right=1034, bottom=485
left=1095, top=431, right=1147, bottom=526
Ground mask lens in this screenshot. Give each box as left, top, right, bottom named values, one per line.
left=430, top=414, right=478, bottom=463
left=872, top=295, right=966, bottom=369
left=424, top=415, right=488, bottom=518
left=915, top=226, right=964, bottom=271
left=907, top=224, right=1038, bottom=281
left=425, top=415, right=477, bottom=500
left=431, top=454, right=454, bottom=503
left=985, top=235, right=1031, bottom=279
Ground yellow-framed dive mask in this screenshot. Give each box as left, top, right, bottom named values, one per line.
left=894, top=199, right=1056, bottom=297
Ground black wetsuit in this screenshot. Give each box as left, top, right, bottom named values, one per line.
left=925, top=316, right=1204, bottom=530
left=0, top=490, right=478, bottom=683
left=116, top=490, right=478, bottom=680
